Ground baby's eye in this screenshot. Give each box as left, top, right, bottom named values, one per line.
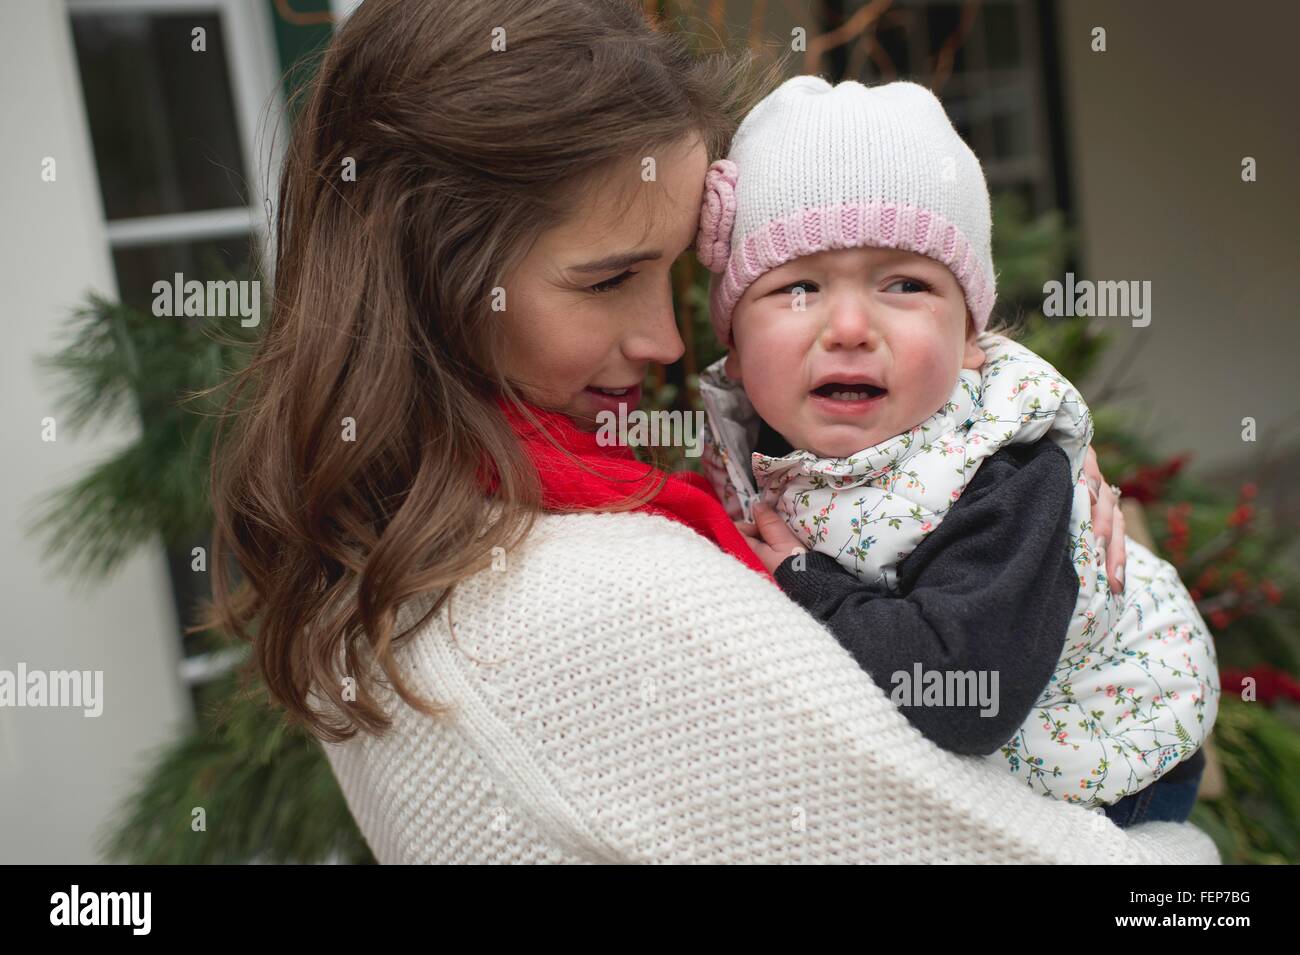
left=774, top=281, right=819, bottom=296
left=884, top=278, right=931, bottom=294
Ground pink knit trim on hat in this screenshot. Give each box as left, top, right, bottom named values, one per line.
left=696, top=159, right=738, bottom=272
left=709, top=200, right=996, bottom=346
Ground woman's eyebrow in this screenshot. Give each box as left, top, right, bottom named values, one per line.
left=568, top=250, right=662, bottom=273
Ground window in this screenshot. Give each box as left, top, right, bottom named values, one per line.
left=68, top=0, right=281, bottom=310
left=67, top=0, right=284, bottom=705
left=826, top=0, right=1063, bottom=214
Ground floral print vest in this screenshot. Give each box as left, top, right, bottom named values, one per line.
left=700, top=333, right=1219, bottom=807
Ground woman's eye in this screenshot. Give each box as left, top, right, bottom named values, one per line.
left=775, top=281, right=818, bottom=296
left=589, top=270, right=636, bottom=294
left=884, top=278, right=931, bottom=294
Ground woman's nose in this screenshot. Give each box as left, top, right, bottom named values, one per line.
left=624, top=280, right=686, bottom=366
left=820, top=295, right=881, bottom=351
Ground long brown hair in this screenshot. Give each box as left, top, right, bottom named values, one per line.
left=204, top=0, right=780, bottom=741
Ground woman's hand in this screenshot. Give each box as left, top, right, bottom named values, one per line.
left=734, top=502, right=805, bottom=575
left=1084, top=446, right=1127, bottom=594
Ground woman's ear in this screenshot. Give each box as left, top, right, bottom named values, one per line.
left=961, top=312, right=986, bottom=371
left=723, top=349, right=743, bottom=381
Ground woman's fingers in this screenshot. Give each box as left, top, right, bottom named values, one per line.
left=1094, top=478, right=1116, bottom=552
left=1085, top=448, right=1115, bottom=552
left=1083, top=446, right=1128, bottom=594
left=1107, top=503, right=1128, bottom=594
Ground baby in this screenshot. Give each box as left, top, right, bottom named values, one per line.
left=695, top=77, right=1219, bottom=825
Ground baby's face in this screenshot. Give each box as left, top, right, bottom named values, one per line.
left=727, top=247, right=985, bottom=459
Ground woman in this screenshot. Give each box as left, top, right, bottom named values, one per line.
left=207, top=0, right=1214, bottom=863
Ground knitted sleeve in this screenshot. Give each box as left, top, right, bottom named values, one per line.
left=326, top=510, right=1219, bottom=864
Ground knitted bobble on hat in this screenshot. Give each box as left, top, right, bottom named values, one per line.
left=696, top=159, right=738, bottom=273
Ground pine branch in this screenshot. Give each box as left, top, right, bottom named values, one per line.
left=28, top=287, right=257, bottom=584
left=1196, top=697, right=1300, bottom=863
left=96, top=665, right=374, bottom=865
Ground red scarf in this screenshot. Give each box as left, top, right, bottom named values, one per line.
left=492, top=397, right=772, bottom=581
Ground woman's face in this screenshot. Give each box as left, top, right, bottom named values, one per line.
left=499, top=137, right=708, bottom=429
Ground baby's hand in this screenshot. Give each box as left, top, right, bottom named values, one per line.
left=733, top=502, right=805, bottom=575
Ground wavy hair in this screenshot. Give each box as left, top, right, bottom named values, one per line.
left=203, top=0, right=780, bottom=741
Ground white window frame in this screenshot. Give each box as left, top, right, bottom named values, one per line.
left=66, top=0, right=286, bottom=688
left=65, top=0, right=285, bottom=281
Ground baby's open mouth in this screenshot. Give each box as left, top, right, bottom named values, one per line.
left=810, top=381, right=887, bottom=401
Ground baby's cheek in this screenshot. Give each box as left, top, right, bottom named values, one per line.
left=894, top=335, right=962, bottom=406
left=733, top=309, right=817, bottom=426
left=742, top=355, right=789, bottom=415
left=741, top=358, right=799, bottom=434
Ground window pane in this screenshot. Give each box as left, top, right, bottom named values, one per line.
left=942, top=94, right=976, bottom=147
left=876, top=13, right=911, bottom=77
left=986, top=77, right=1030, bottom=158
left=167, top=532, right=215, bottom=661
left=111, top=235, right=255, bottom=315
left=71, top=12, right=249, bottom=220
left=984, top=4, right=1021, bottom=71
left=925, top=4, right=967, bottom=74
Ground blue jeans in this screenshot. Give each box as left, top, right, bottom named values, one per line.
left=1103, top=748, right=1207, bottom=828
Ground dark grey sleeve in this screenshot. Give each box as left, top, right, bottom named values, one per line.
left=773, top=440, right=1080, bottom=756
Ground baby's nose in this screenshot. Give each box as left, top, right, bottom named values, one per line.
left=821, top=299, right=881, bottom=350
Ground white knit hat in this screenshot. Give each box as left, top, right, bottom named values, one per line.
left=696, top=76, right=996, bottom=345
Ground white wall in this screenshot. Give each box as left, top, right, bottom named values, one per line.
left=329, top=0, right=362, bottom=21
left=1057, top=0, right=1300, bottom=478
left=0, top=0, right=190, bottom=863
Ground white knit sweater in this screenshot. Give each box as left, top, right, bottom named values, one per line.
left=319, top=510, right=1221, bottom=864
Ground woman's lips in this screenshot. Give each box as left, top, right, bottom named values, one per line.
left=584, top=384, right=642, bottom=416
